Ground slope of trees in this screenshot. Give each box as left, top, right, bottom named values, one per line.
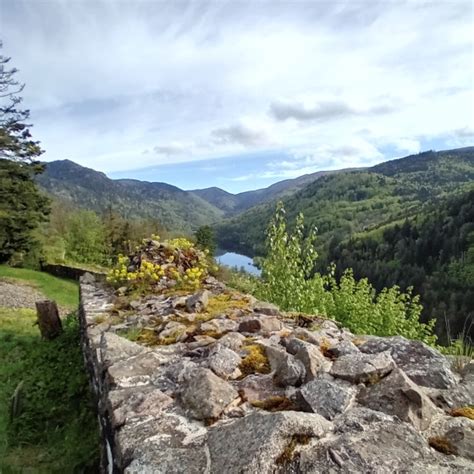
left=325, top=191, right=474, bottom=342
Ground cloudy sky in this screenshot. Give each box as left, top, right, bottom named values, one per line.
left=1, top=0, right=473, bottom=192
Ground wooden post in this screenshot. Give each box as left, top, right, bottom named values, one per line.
left=35, top=300, right=63, bottom=340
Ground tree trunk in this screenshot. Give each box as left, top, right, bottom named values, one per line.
left=35, top=300, right=63, bottom=340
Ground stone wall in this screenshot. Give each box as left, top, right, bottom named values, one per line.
left=79, top=273, right=474, bottom=473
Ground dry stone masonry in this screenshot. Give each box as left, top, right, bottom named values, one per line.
left=79, top=273, right=474, bottom=473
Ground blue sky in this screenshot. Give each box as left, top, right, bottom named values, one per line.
left=1, top=0, right=473, bottom=192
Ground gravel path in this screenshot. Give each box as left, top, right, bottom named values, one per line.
left=0, top=279, right=46, bottom=309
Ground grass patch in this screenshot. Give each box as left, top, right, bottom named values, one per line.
left=0, top=265, right=79, bottom=310
left=0, top=307, right=99, bottom=471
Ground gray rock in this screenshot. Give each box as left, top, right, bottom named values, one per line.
left=108, top=352, right=165, bottom=388
left=359, top=336, right=457, bottom=389
left=299, top=374, right=357, bottom=420
left=237, top=373, right=286, bottom=402
left=159, top=321, right=187, bottom=340
left=357, top=367, right=439, bottom=430
left=326, top=339, right=360, bottom=358
left=292, top=340, right=331, bottom=381
left=252, top=301, right=280, bottom=316
left=200, top=317, right=238, bottom=334
left=238, top=316, right=282, bottom=334
left=180, top=368, right=238, bottom=419
left=218, top=331, right=246, bottom=351
left=263, top=344, right=306, bottom=387
left=298, top=407, right=472, bottom=473
left=108, top=386, right=173, bottom=428
left=100, top=332, right=147, bottom=367
left=118, top=413, right=208, bottom=473
left=186, top=290, right=210, bottom=313
left=274, top=355, right=306, bottom=387
left=207, top=343, right=242, bottom=379
left=428, top=416, right=474, bottom=461
left=207, top=410, right=332, bottom=474
left=330, top=350, right=395, bottom=384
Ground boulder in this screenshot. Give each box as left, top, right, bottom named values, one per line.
left=207, top=343, right=242, bottom=379
left=207, top=411, right=332, bottom=474
left=108, top=352, right=165, bottom=388
left=200, top=317, right=238, bottom=334
left=330, top=350, right=395, bottom=384
left=237, top=373, right=286, bottom=402
left=186, top=290, right=210, bottom=313
left=217, top=331, right=246, bottom=351
left=326, top=339, right=360, bottom=358
left=118, top=413, right=208, bottom=473
left=298, top=374, right=357, bottom=420
left=427, top=416, right=474, bottom=461
left=357, top=367, right=439, bottom=430
left=359, top=336, right=457, bottom=389
left=298, top=407, right=471, bottom=473
left=180, top=368, right=238, bottom=420
left=108, top=386, right=173, bottom=428
left=252, top=301, right=280, bottom=316
left=284, top=338, right=331, bottom=381
left=238, top=316, right=282, bottom=334
left=100, top=332, right=147, bottom=367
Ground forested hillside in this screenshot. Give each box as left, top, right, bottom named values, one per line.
left=325, top=191, right=474, bottom=342
left=215, top=148, right=474, bottom=257
left=37, top=160, right=224, bottom=233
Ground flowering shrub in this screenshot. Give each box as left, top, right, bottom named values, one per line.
left=107, top=236, right=209, bottom=292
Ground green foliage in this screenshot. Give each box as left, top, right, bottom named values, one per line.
left=63, top=209, right=107, bottom=265
left=0, top=308, right=99, bottom=471
left=254, top=203, right=437, bottom=345
left=0, top=265, right=79, bottom=309
left=194, top=225, right=216, bottom=256
left=0, top=159, right=50, bottom=263
left=0, top=43, right=43, bottom=163
left=327, top=191, right=474, bottom=342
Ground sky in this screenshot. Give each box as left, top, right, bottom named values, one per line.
left=0, top=0, right=473, bottom=193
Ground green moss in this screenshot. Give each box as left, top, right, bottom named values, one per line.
left=449, top=406, right=474, bottom=420
left=428, top=436, right=458, bottom=455
left=239, top=344, right=271, bottom=377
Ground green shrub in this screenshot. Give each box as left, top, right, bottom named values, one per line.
left=254, top=203, right=437, bottom=345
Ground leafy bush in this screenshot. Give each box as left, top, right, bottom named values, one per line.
left=255, top=203, right=437, bottom=345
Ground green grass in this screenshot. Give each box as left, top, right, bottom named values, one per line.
left=0, top=265, right=79, bottom=310
left=0, top=307, right=99, bottom=471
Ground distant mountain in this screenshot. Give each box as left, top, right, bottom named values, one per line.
left=215, top=147, right=474, bottom=256
left=37, top=160, right=354, bottom=233
left=191, top=169, right=353, bottom=215
left=36, top=160, right=224, bottom=234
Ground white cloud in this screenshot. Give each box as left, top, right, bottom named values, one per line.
left=0, top=0, right=472, bottom=176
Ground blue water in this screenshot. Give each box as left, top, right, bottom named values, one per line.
left=216, top=252, right=261, bottom=276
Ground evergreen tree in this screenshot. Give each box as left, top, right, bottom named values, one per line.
left=0, top=42, right=49, bottom=262
left=194, top=225, right=216, bottom=255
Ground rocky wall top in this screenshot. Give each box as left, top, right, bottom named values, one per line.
left=79, top=273, right=474, bottom=473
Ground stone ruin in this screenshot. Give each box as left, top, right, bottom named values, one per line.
left=79, top=262, right=474, bottom=472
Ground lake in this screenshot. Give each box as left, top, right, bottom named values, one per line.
left=216, top=252, right=261, bottom=276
